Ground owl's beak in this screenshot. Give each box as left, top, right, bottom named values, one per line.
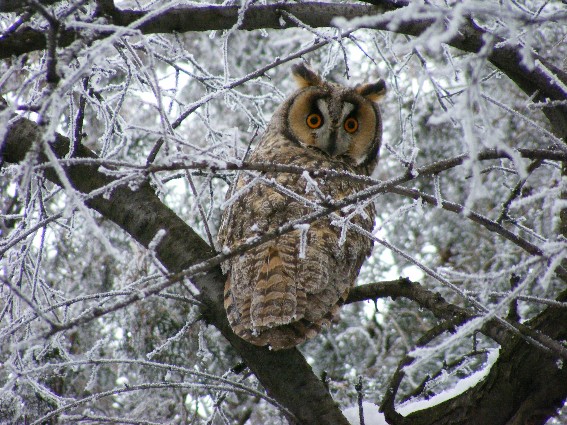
left=324, top=130, right=338, bottom=156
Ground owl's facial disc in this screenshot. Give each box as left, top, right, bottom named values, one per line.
left=287, top=87, right=380, bottom=166
left=311, top=99, right=356, bottom=157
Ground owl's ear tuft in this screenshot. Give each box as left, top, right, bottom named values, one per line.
left=356, top=80, right=387, bottom=102
left=292, top=63, right=322, bottom=88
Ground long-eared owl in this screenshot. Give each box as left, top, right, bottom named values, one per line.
left=218, top=63, right=386, bottom=350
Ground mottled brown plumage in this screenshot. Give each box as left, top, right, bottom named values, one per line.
left=218, top=64, right=386, bottom=349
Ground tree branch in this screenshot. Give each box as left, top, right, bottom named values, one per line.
left=348, top=280, right=567, bottom=425
left=0, top=115, right=351, bottom=424
left=2, top=1, right=565, bottom=138
left=0, top=2, right=383, bottom=59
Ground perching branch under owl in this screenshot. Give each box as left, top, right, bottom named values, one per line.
left=218, top=63, right=386, bottom=349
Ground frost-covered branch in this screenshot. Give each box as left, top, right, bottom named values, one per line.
left=388, top=186, right=555, bottom=264
left=347, top=278, right=473, bottom=322
left=36, top=146, right=566, bottom=178
left=2, top=1, right=566, bottom=137
left=347, top=279, right=567, bottom=424
left=0, top=2, right=383, bottom=59
left=34, top=381, right=291, bottom=425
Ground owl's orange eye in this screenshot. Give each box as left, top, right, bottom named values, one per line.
left=344, top=117, right=358, bottom=133
left=306, top=113, right=323, bottom=129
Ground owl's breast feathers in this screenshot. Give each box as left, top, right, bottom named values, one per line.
left=218, top=132, right=375, bottom=350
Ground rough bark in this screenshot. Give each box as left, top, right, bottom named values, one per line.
left=0, top=2, right=389, bottom=59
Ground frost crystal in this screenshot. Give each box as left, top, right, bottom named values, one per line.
left=294, top=223, right=310, bottom=259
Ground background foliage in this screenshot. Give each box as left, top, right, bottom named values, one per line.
left=1, top=0, right=566, bottom=424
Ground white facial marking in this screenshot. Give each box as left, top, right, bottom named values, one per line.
left=341, top=103, right=355, bottom=121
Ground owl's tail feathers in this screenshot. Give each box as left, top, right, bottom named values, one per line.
left=224, top=279, right=332, bottom=350
left=224, top=245, right=345, bottom=350
left=224, top=275, right=250, bottom=338
left=250, top=246, right=306, bottom=328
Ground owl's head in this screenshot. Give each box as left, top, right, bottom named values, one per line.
left=282, top=63, right=386, bottom=170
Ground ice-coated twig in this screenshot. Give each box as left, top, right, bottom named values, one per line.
left=146, top=312, right=200, bottom=359
left=482, top=93, right=565, bottom=151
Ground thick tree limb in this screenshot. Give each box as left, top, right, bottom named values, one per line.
left=348, top=281, right=567, bottom=425
left=0, top=2, right=385, bottom=59
left=0, top=115, right=351, bottom=425
left=388, top=289, right=567, bottom=425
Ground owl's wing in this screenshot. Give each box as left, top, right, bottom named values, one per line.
left=250, top=246, right=306, bottom=328
left=224, top=269, right=321, bottom=350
